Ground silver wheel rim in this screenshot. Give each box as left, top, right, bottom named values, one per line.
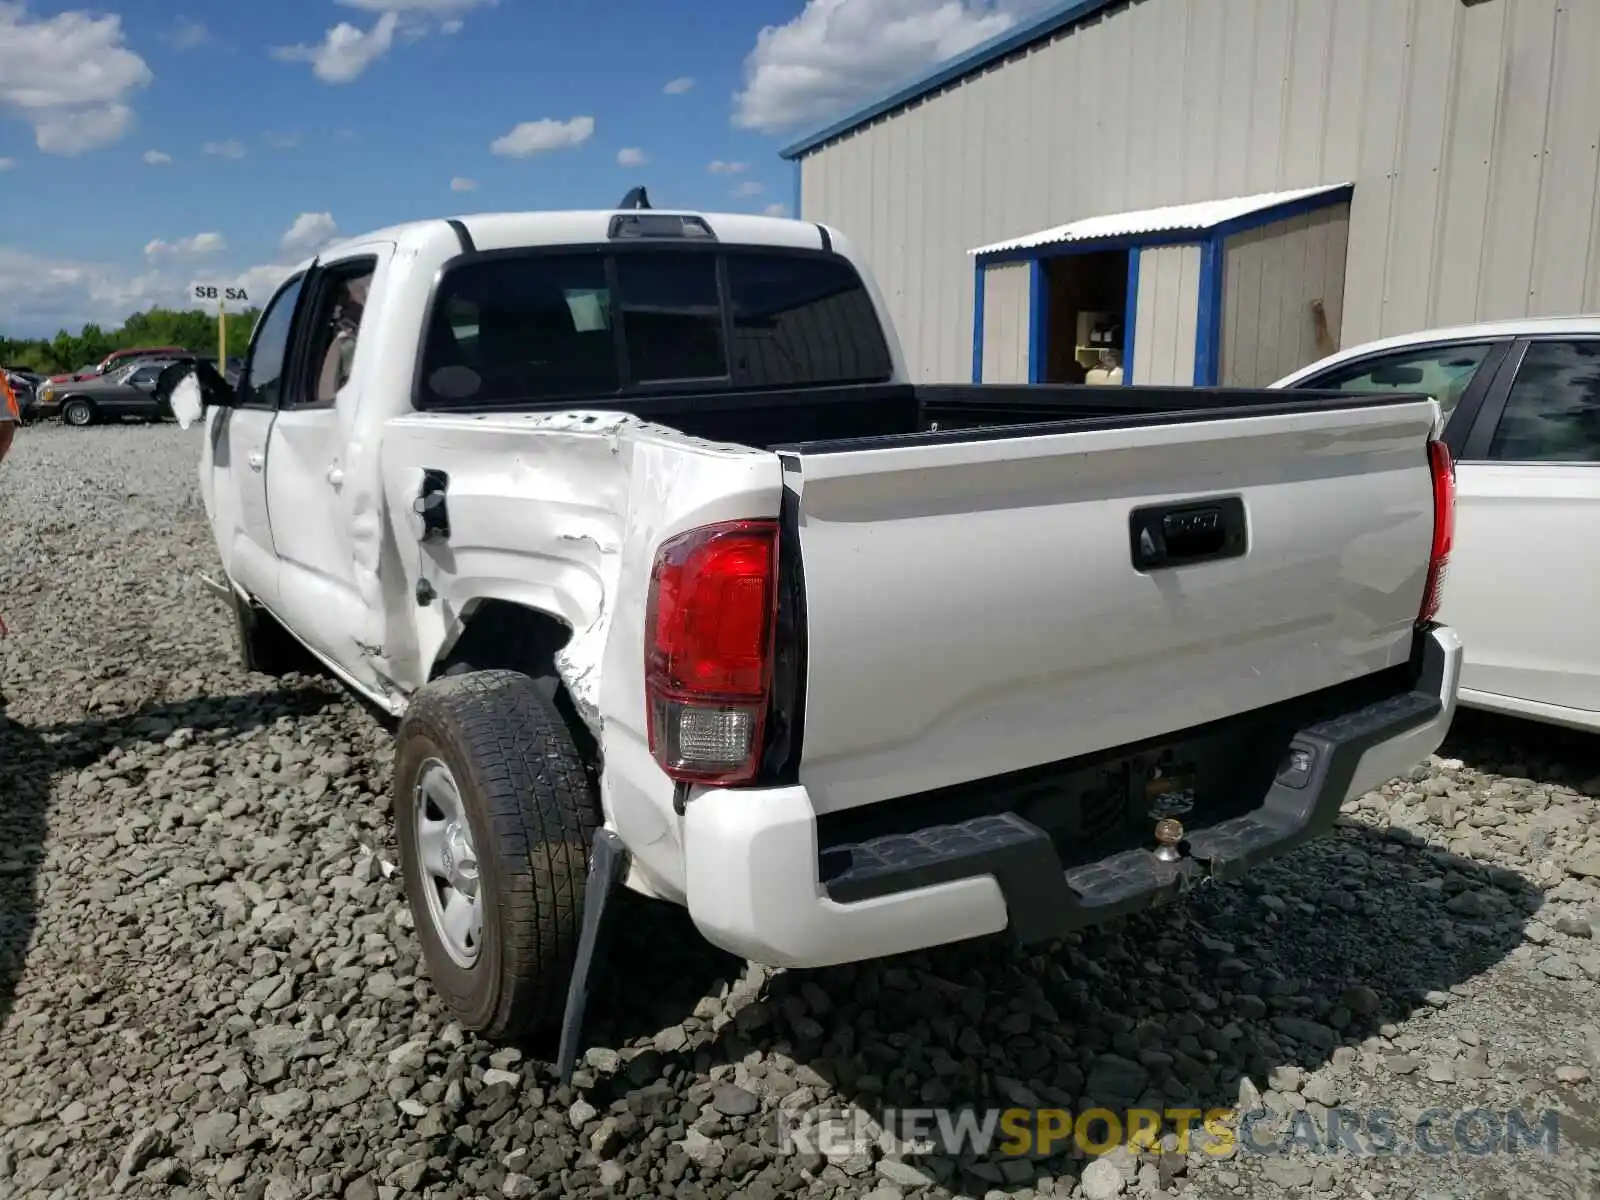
left=66, top=404, right=89, bottom=425
left=413, top=758, right=483, bottom=968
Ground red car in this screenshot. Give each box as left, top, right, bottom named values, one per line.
left=48, top=345, right=188, bottom=385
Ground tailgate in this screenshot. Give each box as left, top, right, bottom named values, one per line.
left=781, top=399, right=1440, bottom=813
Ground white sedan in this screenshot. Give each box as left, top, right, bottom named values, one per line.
left=1274, top=316, right=1600, bottom=734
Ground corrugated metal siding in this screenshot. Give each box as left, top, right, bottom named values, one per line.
left=798, top=0, right=1600, bottom=382
left=1221, top=203, right=1352, bottom=386
left=980, top=263, right=1032, bottom=383
left=1132, top=244, right=1201, bottom=385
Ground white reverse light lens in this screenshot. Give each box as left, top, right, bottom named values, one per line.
left=675, top=706, right=755, bottom=766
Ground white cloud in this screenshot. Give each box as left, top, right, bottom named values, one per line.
left=663, top=76, right=695, bottom=95
left=273, top=12, right=399, bottom=84
left=162, top=18, right=209, bottom=51
left=281, top=212, right=339, bottom=256
left=202, top=139, right=246, bottom=159
left=334, top=0, right=494, bottom=41
left=450, top=176, right=477, bottom=192
left=0, top=216, right=326, bottom=336
left=490, top=116, right=595, bottom=158
left=708, top=160, right=750, bottom=174
left=733, top=0, right=1050, bottom=134
left=763, top=203, right=791, bottom=217
left=223, top=263, right=295, bottom=308
left=0, top=246, right=176, bottom=335
left=145, top=232, right=226, bottom=260
left=0, top=3, right=153, bottom=155
left=732, top=180, right=767, bottom=198
left=263, top=131, right=302, bottom=149
left=143, top=149, right=173, bottom=165
left=616, top=147, right=648, bottom=167
left=0, top=157, right=13, bottom=171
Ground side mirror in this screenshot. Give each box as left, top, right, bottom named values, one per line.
left=155, top=359, right=237, bottom=429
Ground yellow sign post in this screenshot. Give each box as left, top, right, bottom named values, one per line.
left=189, top=281, right=249, bottom=368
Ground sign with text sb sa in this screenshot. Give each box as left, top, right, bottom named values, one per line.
left=189, top=282, right=249, bottom=306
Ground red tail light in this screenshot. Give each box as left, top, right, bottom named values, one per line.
left=1419, top=439, right=1455, bottom=624
left=645, top=519, right=779, bottom=785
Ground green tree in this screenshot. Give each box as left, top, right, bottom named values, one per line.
left=1, top=306, right=260, bottom=374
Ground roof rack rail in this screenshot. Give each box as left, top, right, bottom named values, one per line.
left=617, top=186, right=652, bottom=210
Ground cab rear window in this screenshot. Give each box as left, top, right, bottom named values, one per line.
left=418, top=248, right=893, bottom=407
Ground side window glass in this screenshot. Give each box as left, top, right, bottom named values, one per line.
left=1487, top=340, right=1600, bottom=463
left=240, top=275, right=306, bottom=409
left=1307, top=344, right=1493, bottom=417
left=303, top=262, right=376, bottom=408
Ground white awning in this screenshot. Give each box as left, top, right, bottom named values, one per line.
left=969, top=183, right=1353, bottom=257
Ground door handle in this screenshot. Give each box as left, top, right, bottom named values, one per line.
left=327, top=466, right=345, bottom=488
left=247, top=451, right=265, bottom=472
left=1129, top=496, right=1248, bottom=571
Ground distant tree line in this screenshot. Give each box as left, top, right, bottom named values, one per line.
left=0, top=307, right=262, bottom=374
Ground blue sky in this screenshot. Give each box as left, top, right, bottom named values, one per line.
left=0, top=0, right=1051, bottom=336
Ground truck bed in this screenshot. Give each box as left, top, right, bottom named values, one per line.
left=384, top=379, right=1444, bottom=829
left=447, top=380, right=1423, bottom=452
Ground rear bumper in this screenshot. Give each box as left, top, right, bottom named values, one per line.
left=682, top=623, right=1461, bottom=968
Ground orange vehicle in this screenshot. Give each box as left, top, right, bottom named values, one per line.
left=0, top=370, right=17, bottom=463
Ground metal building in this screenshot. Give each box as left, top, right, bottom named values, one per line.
left=781, top=0, right=1600, bottom=386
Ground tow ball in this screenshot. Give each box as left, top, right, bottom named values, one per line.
left=1153, top=817, right=1185, bottom=863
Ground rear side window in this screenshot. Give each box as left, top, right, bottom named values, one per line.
left=418, top=248, right=892, bottom=407
left=1487, top=339, right=1600, bottom=463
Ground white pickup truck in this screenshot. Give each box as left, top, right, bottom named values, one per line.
left=160, top=197, right=1462, bottom=1071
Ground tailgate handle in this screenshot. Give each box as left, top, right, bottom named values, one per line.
left=1129, top=497, right=1247, bottom=571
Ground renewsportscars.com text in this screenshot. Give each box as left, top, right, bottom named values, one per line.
left=771, top=1105, right=1564, bottom=1160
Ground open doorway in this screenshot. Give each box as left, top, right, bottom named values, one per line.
left=1042, top=249, right=1129, bottom=384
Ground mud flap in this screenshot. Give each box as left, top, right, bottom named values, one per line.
left=556, top=827, right=629, bottom=1084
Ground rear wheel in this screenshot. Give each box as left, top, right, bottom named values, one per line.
left=61, top=398, right=94, bottom=427
left=395, top=670, right=599, bottom=1038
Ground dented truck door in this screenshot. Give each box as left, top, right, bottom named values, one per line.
left=263, top=243, right=397, bottom=694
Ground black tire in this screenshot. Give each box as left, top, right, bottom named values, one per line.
left=61, top=398, right=94, bottom=427
left=394, top=670, right=600, bottom=1038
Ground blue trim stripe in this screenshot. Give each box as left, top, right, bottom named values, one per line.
left=1193, top=236, right=1225, bottom=386
left=780, top=0, right=1121, bottom=160
left=1122, top=248, right=1140, bottom=386
left=971, top=265, right=986, bottom=383
left=1027, top=259, right=1047, bottom=383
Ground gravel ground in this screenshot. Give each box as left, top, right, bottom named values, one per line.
left=1, top=420, right=1598, bottom=1200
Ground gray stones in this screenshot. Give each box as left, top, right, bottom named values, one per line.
left=1080, top=1157, right=1126, bottom=1200
left=1, top=423, right=1597, bottom=1200
left=711, top=1082, right=760, bottom=1116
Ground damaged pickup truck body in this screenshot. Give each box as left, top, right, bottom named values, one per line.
left=162, top=198, right=1463, bottom=1071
